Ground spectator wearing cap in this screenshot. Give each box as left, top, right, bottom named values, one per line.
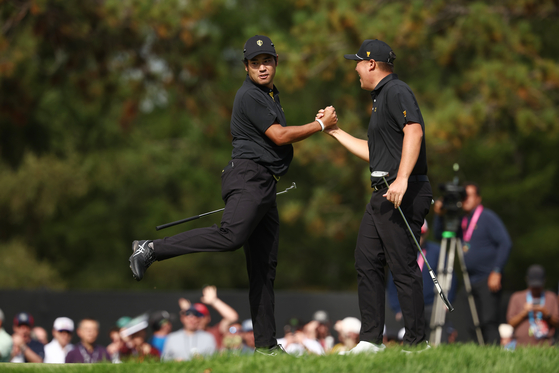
left=161, top=306, right=216, bottom=361
left=332, top=317, right=361, bottom=354
left=178, top=285, right=239, bottom=349
left=241, top=319, right=255, bottom=352
left=506, top=265, right=559, bottom=346
left=148, top=310, right=174, bottom=355
left=10, top=312, right=44, bottom=363
left=311, top=310, right=334, bottom=353
left=44, top=317, right=74, bottom=363
left=65, top=318, right=111, bottom=363
left=120, top=314, right=160, bottom=362
left=0, top=308, right=13, bottom=362
left=387, top=220, right=457, bottom=342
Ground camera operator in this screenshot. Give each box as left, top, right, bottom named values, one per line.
left=433, top=182, right=512, bottom=344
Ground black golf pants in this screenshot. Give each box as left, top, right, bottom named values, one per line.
left=355, top=181, right=432, bottom=346
left=153, top=159, right=279, bottom=349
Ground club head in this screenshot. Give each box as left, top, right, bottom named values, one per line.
left=291, top=182, right=297, bottom=189
left=371, top=171, right=389, bottom=178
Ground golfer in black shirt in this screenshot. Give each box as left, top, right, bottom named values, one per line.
left=129, top=35, right=337, bottom=354
left=324, top=39, right=432, bottom=353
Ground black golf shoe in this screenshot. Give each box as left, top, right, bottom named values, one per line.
left=255, top=344, right=288, bottom=356
left=129, top=240, right=155, bottom=281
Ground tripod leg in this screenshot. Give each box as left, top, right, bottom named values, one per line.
left=456, top=238, right=484, bottom=345
left=429, top=237, right=448, bottom=346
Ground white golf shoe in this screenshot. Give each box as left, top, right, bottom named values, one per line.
left=340, top=341, right=386, bottom=355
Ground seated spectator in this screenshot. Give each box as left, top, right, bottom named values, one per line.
left=332, top=317, right=360, bottom=354
left=507, top=265, right=559, bottom=346
left=221, top=321, right=246, bottom=355
left=161, top=306, right=216, bottom=361
left=44, top=317, right=74, bottom=363
left=0, top=308, right=13, bottom=362
left=311, top=310, right=334, bottom=353
left=10, top=312, right=44, bottom=363
left=148, top=310, right=174, bottom=355
left=179, top=285, right=238, bottom=349
left=277, top=318, right=324, bottom=356
left=240, top=319, right=255, bottom=353
left=499, top=323, right=515, bottom=351
left=120, top=314, right=160, bottom=362
left=65, top=318, right=111, bottom=363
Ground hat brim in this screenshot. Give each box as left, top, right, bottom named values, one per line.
left=528, top=279, right=544, bottom=288
left=344, top=54, right=363, bottom=61
left=245, top=51, right=277, bottom=61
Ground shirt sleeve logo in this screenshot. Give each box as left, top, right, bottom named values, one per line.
left=403, top=110, right=407, bottom=118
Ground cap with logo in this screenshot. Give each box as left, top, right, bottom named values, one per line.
left=344, top=39, right=396, bottom=65
left=14, top=312, right=34, bottom=327
left=244, top=35, right=277, bottom=60
left=53, top=317, right=74, bottom=332
left=526, top=264, right=545, bottom=288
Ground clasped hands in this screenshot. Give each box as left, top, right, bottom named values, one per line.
left=315, top=106, right=338, bottom=133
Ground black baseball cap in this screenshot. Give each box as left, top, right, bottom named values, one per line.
left=344, top=39, right=396, bottom=65
left=244, top=35, right=277, bottom=60
left=526, top=264, right=545, bottom=287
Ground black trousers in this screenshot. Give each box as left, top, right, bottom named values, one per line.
left=355, top=181, right=432, bottom=346
left=471, top=277, right=501, bottom=345
left=153, top=159, right=279, bottom=349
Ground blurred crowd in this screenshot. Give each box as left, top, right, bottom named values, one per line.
left=1, top=274, right=558, bottom=364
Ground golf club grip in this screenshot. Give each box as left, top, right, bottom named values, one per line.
left=156, top=215, right=201, bottom=231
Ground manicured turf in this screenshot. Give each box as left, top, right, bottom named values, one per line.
left=2, top=344, right=558, bottom=373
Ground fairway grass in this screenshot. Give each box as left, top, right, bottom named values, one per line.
left=1, top=344, right=558, bottom=373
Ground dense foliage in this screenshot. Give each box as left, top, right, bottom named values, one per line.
left=1, top=0, right=558, bottom=292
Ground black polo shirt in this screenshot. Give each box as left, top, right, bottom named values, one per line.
left=368, top=73, right=428, bottom=187
left=230, top=75, right=294, bottom=176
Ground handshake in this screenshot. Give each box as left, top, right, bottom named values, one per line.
left=315, top=106, right=339, bottom=134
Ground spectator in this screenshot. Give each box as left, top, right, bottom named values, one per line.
left=120, top=314, right=160, bottom=362
left=332, top=317, right=361, bottom=354
left=221, top=321, right=253, bottom=355
left=506, top=265, right=559, bottom=346
left=241, top=319, right=255, bottom=353
left=312, top=310, right=334, bottom=353
left=65, top=318, right=111, bottom=363
left=499, top=323, right=515, bottom=351
left=0, top=308, right=13, bottom=362
left=148, top=310, right=174, bottom=355
left=434, top=182, right=512, bottom=344
left=277, top=318, right=324, bottom=356
left=161, top=306, right=216, bottom=361
left=44, top=317, right=74, bottom=364
left=10, top=312, right=44, bottom=363
left=388, top=220, right=457, bottom=342
left=32, top=327, right=48, bottom=345
left=179, top=285, right=239, bottom=349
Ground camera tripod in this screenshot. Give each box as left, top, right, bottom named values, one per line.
left=429, top=231, right=484, bottom=346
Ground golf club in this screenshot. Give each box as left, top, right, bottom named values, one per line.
left=371, top=171, right=454, bottom=312
left=155, top=182, right=297, bottom=231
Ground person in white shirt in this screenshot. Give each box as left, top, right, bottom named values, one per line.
left=44, top=317, right=74, bottom=364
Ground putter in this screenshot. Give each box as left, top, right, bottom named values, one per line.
left=371, top=171, right=454, bottom=312
left=155, top=182, right=297, bottom=231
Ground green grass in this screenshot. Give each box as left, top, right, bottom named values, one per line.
left=2, top=344, right=559, bottom=373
